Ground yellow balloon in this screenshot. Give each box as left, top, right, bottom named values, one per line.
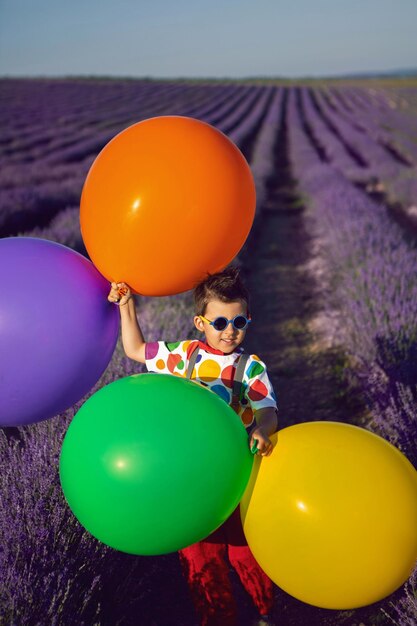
left=240, top=421, right=417, bottom=609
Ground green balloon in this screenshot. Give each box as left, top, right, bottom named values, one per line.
left=59, top=373, right=253, bottom=555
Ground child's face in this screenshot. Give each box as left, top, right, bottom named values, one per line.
left=193, top=299, right=248, bottom=354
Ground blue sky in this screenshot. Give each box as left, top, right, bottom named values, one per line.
left=0, top=0, right=416, bottom=78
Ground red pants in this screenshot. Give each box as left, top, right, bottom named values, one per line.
left=178, top=506, right=274, bottom=626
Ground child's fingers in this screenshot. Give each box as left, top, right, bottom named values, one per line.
left=111, top=281, right=128, bottom=290
left=261, top=441, right=273, bottom=456
left=116, top=283, right=130, bottom=297
left=251, top=435, right=273, bottom=456
left=108, top=283, right=123, bottom=303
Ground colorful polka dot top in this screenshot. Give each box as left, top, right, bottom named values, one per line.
left=145, top=339, right=277, bottom=428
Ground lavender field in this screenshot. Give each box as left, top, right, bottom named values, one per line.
left=1, top=77, right=417, bottom=626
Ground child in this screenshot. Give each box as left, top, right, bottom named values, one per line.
left=108, top=267, right=278, bottom=626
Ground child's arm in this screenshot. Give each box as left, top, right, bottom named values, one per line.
left=108, top=282, right=146, bottom=363
left=249, top=407, right=278, bottom=457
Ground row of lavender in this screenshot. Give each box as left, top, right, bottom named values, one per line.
left=286, top=86, right=417, bottom=624
left=319, top=85, right=417, bottom=162
left=0, top=81, right=284, bottom=624
left=295, top=85, right=417, bottom=220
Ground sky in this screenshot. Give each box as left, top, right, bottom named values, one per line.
left=0, top=0, right=416, bottom=79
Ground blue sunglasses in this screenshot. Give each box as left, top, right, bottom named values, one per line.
left=199, top=314, right=251, bottom=331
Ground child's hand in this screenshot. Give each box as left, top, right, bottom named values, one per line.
left=249, top=427, right=274, bottom=457
left=108, top=282, right=131, bottom=306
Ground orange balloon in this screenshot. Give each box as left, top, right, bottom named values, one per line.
left=80, top=116, right=256, bottom=296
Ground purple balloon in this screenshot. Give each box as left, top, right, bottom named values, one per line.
left=0, top=237, right=119, bottom=426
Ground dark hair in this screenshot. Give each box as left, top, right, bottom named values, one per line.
left=193, top=266, right=250, bottom=316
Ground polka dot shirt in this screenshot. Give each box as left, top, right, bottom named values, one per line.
left=145, top=339, right=277, bottom=429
